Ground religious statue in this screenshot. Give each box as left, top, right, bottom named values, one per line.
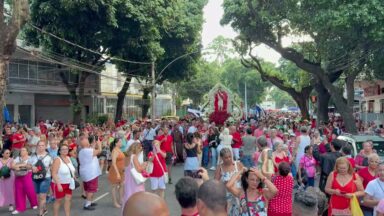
left=214, top=89, right=228, bottom=112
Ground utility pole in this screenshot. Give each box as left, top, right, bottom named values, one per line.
left=245, top=82, right=248, bottom=120
left=151, top=62, right=156, bottom=123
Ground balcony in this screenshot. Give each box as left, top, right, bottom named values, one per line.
left=7, top=58, right=99, bottom=95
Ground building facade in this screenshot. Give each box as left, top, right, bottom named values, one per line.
left=6, top=47, right=98, bottom=126
left=355, top=80, right=384, bottom=123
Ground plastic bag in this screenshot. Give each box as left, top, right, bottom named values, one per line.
left=350, top=195, right=363, bottom=216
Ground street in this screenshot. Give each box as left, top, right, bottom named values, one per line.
left=0, top=164, right=211, bottom=216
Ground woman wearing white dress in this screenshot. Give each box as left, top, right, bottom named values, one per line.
left=217, top=127, right=233, bottom=164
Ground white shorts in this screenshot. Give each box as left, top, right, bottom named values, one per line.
left=150, top=176, right=166, bottom=191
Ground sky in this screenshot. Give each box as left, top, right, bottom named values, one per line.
left=201, top=0, right=282, bottom=64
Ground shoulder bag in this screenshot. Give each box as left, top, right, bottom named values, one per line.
left=130, top=155, right=147, bottom=184
left=60, top=157, right=80, bottom=190
left=155, top=153, right=168, bottom=184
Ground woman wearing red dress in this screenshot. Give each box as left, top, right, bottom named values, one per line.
left=325, top=157, right=365, bottom=216
left=272, top=142, right=289, bottom=173
left=268, top=162, right=294, bottom=216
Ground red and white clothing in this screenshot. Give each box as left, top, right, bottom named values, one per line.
left=148, top=152, right=166, bottom=178
left=268, top=174, right=294, bottom=216
left=148, top=152, right=167, bottom=191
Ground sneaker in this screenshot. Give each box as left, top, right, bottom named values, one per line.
left=32, top=206, right=38, bottom=210
left=83, top=205, right=96, bottom=211
left=12, top=210, right=19, bottom=215
left=9, top=205, right=14, bottom=212
left=90, top=203, right=97, bottom=207
left=209, top=166, right=216, bottom=171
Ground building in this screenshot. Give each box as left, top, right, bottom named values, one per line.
left=6, top=46, right=99, bottom=126
left=6, top=43, right=175, bottom=125
left=355, top=80, right=384, bottom=123
left=95, top=63, right=145, bottom=119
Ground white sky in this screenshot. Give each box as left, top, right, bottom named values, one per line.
left=202, top=0, right=281, bottom=64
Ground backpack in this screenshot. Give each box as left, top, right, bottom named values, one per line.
left=32, top=154, right=49, bottom=181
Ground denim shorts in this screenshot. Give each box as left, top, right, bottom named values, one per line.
left=33, top=177, right=52, bottom=194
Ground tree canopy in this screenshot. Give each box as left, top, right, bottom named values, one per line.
left=222, top=0, right=384, bottom=132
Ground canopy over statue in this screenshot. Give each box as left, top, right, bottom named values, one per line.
left=202, top=83, right=243, bottom=125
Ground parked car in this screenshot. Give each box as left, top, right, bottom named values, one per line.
left=337, top=134, right=384, bottom=160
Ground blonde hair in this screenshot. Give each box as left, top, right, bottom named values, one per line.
left=126, top=142, right=142, bottom=158
left=368, top=153, right=380, bottom=162
left=152, top=140, right=161, bottom=148
left=334, top=157, right=354, bottom=175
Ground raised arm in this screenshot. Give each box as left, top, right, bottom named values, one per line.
left=226, top=171, right=243, bottom=198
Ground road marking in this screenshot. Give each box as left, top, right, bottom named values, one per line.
left=93, top=192, right=109, bottom=202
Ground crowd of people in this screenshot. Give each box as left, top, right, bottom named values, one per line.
left=0, top=113, right=383, bottom=216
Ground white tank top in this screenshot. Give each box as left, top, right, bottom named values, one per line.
left=297, top=135, right=311, bottom=156
left=56, top=157, right=75, bottom=184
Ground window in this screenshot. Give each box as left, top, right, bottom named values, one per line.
left=380, top=99, right=384, bottom=113
left=361, top=101, right=367, bottom=112
left=368, top=100, right=374, bottom=113
left=18, top=60, right=28, bottom=78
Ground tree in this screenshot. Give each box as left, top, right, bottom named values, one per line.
left=221, top=58, right=269, bottom=106
left=25, top=0, right=118, bottom=125
left=0, top=0, right=29, bottom=130
left=207, top=35, right=234, bottom=63
left=242, top=56, right=313, bottom=120
left=269, top=87, right=296, bottom=108
left=107, top=0, right=166, bottom=122
left=140, top=0, right=207, bottom=118
left=176, top=60, right=221, bottom=106
left=222, top=0, right=384, bottom=133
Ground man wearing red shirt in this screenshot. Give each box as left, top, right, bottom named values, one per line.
left=157, top=127, right=174, bottom=184
left=12, top=127, right=26, bottom=157
left=230, top=126, right=242, bottom=160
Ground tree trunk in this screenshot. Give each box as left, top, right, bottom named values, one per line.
left=346, top=74, right=357, bottom=109
left=69, top=90, right=82, bottom=126
left=315, top=71, right=358, bottom=134
left=0, top=57, right=7, bottom=140
left=315, top=83, right=331, bottom=125
left=73, top=72, right=88, bottom=125
left=0, top=0, right=29, bottom=136
left=292, top=92, right=310, bottom=120
left=115, top=76, right=132, bottom=123
left=141, top=88, right=151, bottom=119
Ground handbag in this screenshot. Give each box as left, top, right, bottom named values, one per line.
left=0, top=159, right=11, bottom=179
left=350, top=194, right=363, bottom=216
left=155, top=154, right=168, bottom=184
left=130, top=156, right=147, bottom=184
left=60, top=157, right=79, bottom=190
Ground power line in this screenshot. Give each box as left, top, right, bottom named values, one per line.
left=28, top=23, right=153, bottom=65
left=15, top=47, right=151, bottom=89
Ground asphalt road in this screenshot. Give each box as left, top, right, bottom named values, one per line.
left=0, top=163, right=213, bottom=216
